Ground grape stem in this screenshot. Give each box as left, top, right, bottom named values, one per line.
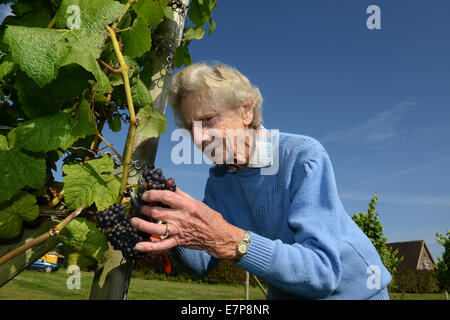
left=105, top=25, right=137, bottom=203
left=126, top=184, right=144, bottom=188
left=0, top=205, right=85, bottom=266
left=97, top=58, right=121, bottom=74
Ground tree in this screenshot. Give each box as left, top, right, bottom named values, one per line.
left=352, top=193, right=403, bottom=291
left=433, top=231, right=450, bottom=299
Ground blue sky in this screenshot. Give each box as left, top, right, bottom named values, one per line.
left=1, top=1, right=449, bottom=260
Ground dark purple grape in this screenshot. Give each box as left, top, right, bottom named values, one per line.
left=97, top=203, right=147, bottom=262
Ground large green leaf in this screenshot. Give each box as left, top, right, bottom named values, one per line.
left=14, top=98, right=98, bottom=153
left=121, top=17, right=152, bottom=58
left=4, top=26, right=111, bottom=92
left=136, top=106, right=166, bottom=138
left=62, top=154, right=121, bottom=210
left=0, top=133, right=46, bottom=203
left=55, top=0, right=127, bottom=32
left=62, top=217, right=108, bottom=262
left=15, top=65, right=93, bottom=119
left=2, top=0, right=54, bottom=28
left=188, top=0, right=216, bottom=27
left=133, top=0, right=168, bottom=29
left=131, top=77, right=153, bottom=109
left=0, top=191, right=39, bottom=239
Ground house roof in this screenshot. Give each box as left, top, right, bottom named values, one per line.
left=386, top=240, right=435, bottom=269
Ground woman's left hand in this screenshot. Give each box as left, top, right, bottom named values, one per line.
left=131, top=187, right=244, bottom=259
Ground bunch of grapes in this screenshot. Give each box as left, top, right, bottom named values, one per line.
left=97, top=166, right=177, bottom=262
left=97, top=203, right=146, bottom=261
left=141, top=167, right=176, bottom=192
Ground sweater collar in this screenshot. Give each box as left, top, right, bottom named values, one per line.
left=223, top=126, right=274, bottom=174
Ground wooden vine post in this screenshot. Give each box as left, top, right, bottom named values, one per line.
left=89, top=0, right=189, bottom=300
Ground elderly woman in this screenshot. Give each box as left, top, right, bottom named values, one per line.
left=131, top=63, right=392, bottom=300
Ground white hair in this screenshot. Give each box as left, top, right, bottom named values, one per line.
left=167, top=62, right=263, bottom=129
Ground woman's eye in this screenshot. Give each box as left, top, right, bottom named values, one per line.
left=203, top=116, right=214, bottom=124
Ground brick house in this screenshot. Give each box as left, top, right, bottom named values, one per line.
left=386, top=240, right=436, bottom=271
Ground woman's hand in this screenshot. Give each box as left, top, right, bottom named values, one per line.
left=130, top=187, right=244, bottom=259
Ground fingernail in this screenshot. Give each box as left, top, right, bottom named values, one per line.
left=142, top=191, right=151, bottom=202
left=130, top=218, right=137, bottom=227
left=135, top=243, right=144, bottom=250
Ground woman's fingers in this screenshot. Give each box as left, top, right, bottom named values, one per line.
left=142, top=190, right=184, bottom=209
left=140, top=205, right=175, bottom=221
left=130, top=217, right=174, bottom=237
left=135, top=237, right=178, bottom=252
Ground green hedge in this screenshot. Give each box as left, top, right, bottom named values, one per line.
left=391, top=269, right=440, bottom=293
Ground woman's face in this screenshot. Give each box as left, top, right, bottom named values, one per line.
left=180, top=92, right=254, bottom=165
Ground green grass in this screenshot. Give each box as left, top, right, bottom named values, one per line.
left=0, top=268, right=267, bottom=300
left=0, top=268, right=446, bottom=300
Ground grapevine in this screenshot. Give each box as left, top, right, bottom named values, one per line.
left=0, top=0, right=217, bottom=295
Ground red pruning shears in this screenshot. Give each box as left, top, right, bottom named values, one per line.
left=130, top=190, right=172, bottom=275
left=150, top=234, right=172, bottom=275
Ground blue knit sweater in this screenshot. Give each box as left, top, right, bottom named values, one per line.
left=169, top=131, right=391, bottom=299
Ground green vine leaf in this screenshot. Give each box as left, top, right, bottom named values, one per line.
left=188, top=0, right=216, bottom=27
left=132, top=0, right=168, bottom=29
left=63, top=248, right=97, bottom=270
left=164, top=6, right=174, bottom=20
left=184, top=26, right=205, bottom=41
left=2, top=0, right=54, bottom=29
left=0, top=132, right=46, bottom=204
left=136, top=106, right=167, bottom=138
left=14, top=98, right=98, bottom=153
left=107, top=114, right=122, bottom=133
left=0, top=191, right=39, bottom=240
left=208, top=18, right=216, bottom=35
left=0, top=57, right=16, bottom=81
left=174, top=41, right=192, bottom=68
left=0, top=135, right=7, bottom=150
left=4, top=26, right=111, bottom=93
left=131, top=77, right=153, bottom=109
left=60, top=217, right=108, bottom=262
left=14, top=65, right=93, bottom=119
left=62, top=154, right=121, bottom=211
left=121, top=17, right=152, bottom=58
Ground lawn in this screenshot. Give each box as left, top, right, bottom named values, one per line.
left=0, top=268, right=446, bottom=300
left=0, top=268, right=267, bottom=300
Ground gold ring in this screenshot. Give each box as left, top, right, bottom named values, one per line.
left=163, top=223, right=170, bottom=237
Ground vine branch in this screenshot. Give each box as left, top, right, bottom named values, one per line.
left=0, top=205, right=85, bottom=266
left=105, top=25, right=137, bottom=203
left=97, top=133, right=122, bottom=161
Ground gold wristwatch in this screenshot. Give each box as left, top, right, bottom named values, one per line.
left=233, top=231, right=250, bottom=263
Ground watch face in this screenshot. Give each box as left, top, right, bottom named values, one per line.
left=238, top=242, right=248, bottom=254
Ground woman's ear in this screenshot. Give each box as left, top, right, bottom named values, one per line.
left=241, top=101, right=254, bottom=128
